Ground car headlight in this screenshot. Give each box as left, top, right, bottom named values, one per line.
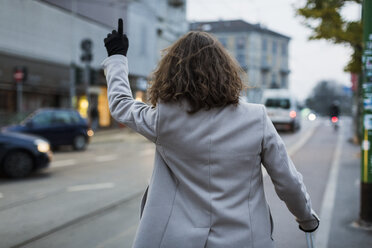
left=308, top=113, right=317, bottom=121
left=34, top=139, right=50, bottom=153
left=87, top=129, right=94, bottom=137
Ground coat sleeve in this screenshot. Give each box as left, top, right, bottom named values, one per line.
left=260, top=105, right=319, bottom=230
left=101, top=55, right=158, bottom=143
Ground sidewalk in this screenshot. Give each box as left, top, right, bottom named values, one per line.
left=91, top=127, right=148, bottom=144
left=321, top=124, right=372, bottom=247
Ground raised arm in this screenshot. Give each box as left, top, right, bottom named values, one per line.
left=102, top=19, right=158, bottom=142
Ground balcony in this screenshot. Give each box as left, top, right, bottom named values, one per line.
left=280, top=67, right=290, bottom=74
left=168, top=0, right=185, bottom=7
left=261, top=61, right=271, bottom=71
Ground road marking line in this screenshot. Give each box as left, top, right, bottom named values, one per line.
left=67, top=183, right=115, bottom=192
left=51, top=159, right=77, bottom=168
left=0, top=192, right=3, bottom=199
left=315, top=124, right=344, bottom=248
left=262, top=121, right=319, bottom=178
left=95, top=154, right=118, bottom=162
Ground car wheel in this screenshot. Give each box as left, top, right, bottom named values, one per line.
left=73, top=135, right=86, bottom=150
left=2, top=151, right=33, bottom=178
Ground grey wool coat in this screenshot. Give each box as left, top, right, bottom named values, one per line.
left=102, top=55, right=318, bottom=248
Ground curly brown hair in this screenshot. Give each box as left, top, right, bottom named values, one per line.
left=148, top=31, right=245, bottom=113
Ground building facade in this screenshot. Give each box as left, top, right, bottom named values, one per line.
left=190, top=20, right=290, bottom=103
left=0, top=0, right=187, bottom=127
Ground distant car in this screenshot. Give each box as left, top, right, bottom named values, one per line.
left=262, top=89, right=301, bottom=132
left=4, top=109, right=92, bottom=150
left=0, top=132, right=52, bottom=178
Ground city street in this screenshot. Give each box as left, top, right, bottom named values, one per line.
left=1, top=1, right=370, bottom=247
left=0, top=117, right=361, bottom=248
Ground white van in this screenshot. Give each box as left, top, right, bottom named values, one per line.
left=262, top=89, right=301, bottom=132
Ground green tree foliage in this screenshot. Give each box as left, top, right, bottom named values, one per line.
left=296, top=0, right=362, bottom=73
left=306, top=80, right=352, bottom=115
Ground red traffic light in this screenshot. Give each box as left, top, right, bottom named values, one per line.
left=13, top=69, right=24, bottom=83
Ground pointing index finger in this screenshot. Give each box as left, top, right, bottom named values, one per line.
left=118, top=18, right=123, bottom=35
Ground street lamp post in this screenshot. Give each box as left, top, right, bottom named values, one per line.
left=69, top=0, right=77, bottom=109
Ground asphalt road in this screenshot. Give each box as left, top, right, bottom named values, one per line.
left=0, top=117, right=346, bottom=248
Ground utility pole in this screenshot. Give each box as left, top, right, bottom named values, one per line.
left=69, top=0, right=77, bottom=108
left=360, top=0, right=372, bottom=227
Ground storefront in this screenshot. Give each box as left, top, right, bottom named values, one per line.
left=0, top=52, right=85, bottom=125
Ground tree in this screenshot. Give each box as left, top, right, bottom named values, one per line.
left=306, top=80, right=353, bottom=115
left=296, top=0, right=363, bottom=141
left=295, top=0, right=362, bottom=73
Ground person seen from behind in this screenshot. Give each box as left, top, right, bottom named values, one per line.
left=329, top=101, right=340, bottom=119
left=102, top=19, right=319, bottom=248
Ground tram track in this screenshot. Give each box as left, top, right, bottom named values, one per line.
left=8, top=190, right=143, bottom=248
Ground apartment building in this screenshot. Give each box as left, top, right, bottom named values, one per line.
left=190, top=20, right=290, bottom=103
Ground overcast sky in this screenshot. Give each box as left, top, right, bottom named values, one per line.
left=187, top=0, right=361, bottom=101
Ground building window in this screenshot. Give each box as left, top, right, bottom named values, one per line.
left=281, top=74, right=287, bottom=88
left=236, top=36, right=245, bottom=50
left=236, top=53, right=246, bottom=68
left=219, top=37, right=227, bottom=47
left=261, top=71, right=268, bottom=87
left=272, top=41, right=277, bottom=54
left=271, top=74, right=279, bottom=88
left=281, top=43, right=287, bottom=56
left=262, top=38, right=267, bottom=52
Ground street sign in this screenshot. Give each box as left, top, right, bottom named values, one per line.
left=13, top=67, right=27, bottom=83
left=14, top=71, right=24, bottom=82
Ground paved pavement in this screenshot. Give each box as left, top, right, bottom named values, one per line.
left=91, top=127, right=146, bottom=144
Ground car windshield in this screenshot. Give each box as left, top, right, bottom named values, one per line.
left=265, top=98, right=290, bottom=109
left=32, top=111, right=53, bottom=126
left=20, top=112, right=37, bottom=125
left=53, top=111, right=74, bottom=124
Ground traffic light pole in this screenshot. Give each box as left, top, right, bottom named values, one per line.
left=16, top=82, right=22, bottom=113
left=69, top=64, right=76, bottom=108
left=360, top=0, right=372, bottom=226
left=84, top=62, right=91, bottom=104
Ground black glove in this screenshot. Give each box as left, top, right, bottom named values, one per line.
left=299, top=214, right=320, bottom=233
left=104, top=18, right=129, bottom=57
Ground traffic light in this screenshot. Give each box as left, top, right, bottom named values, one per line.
left=13, top=66, right=27, bottom=83
left=80, top=39, right=93, bottom=63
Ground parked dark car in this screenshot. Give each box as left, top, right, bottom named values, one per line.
left=0, top=132, right=52, bottom=178
left=4, top=109, right=92, bottom=150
